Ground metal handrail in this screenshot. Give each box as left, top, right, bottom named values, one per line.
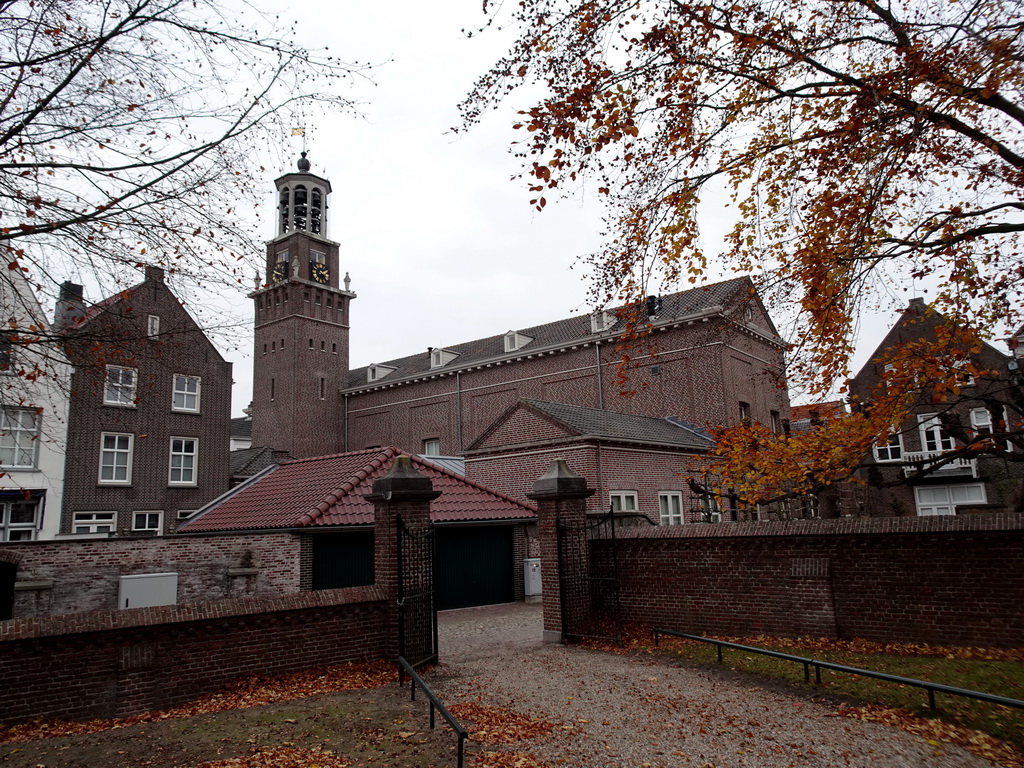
left=653, top=629, right=1024, bottom=712
left=397, top=656, right=468, bottom=768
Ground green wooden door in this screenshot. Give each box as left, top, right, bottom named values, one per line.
left=311, top=531, right=374, bottom=590
left=436, top=526, right=514, bottom=610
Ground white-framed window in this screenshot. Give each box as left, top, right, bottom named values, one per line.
left=883, top=363, right=895, bottom=388
left=104, top=365, right=137, bottom=406
left=73, top=511, right=116, bottom=534
left=918, top=413, right=955, bottom=453
left=873, top=430, right=903, bottom=462
left=172, top=374, right=201, bottom=412
left=132, top=510, right=163, bottom=533
left=658, top=492, right=683, bottom=525
left=147, top=315, right=160, bottom=338
left=738, top=401, right=751, bottom=420
left=699, top=494, right=722, bottom=523
left=0, top=335, right=15, bottom=374
left=0, top=498, right=38, bottom=541
left=609, top=491, right=638, bottom=513
left=770, top=410, right=782, bottom=434
left=99, top=432, right=133, bottom=484
left=422, top=438, right=441, bottom=456
left=176, top=509, right=196, bottom=521
left=169, top=437, right=198, bottom=485
left=0, top=408, right=39, bottom=468
left=914, top=483, right=986, bottom=516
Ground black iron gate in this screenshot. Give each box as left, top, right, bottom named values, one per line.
left=556, top=508, right=624, bottom=644
left=397, top=514, right=438, bottom=668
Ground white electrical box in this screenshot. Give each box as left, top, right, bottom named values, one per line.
left=524, top=558, right=542, bottom=596
left=118, top=572, right=178, bottom=610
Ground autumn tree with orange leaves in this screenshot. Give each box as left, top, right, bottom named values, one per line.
left=463, top=0, right=1024, bottom=509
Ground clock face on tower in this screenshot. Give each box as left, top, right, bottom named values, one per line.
left=309, top=262, right=329, bottom=286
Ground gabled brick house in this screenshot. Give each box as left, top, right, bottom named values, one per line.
left=848, top=297, right=1023, bottom=516
left=180, top=447, right=537, bottom=609
left=466, top=399, right=717, bottom=522
left=56, top=266, right=232, bottom=536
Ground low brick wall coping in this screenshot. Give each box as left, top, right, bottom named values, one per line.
left=610, top=511, right=1024, bottom=540
left=0, top=584, right=385, bottom=642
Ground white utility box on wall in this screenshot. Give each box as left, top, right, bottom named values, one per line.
left=524, top=558, right=542, bottom=596
left=118, top=572, right=178, bottom=610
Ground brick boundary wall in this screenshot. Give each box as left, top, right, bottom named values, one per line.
left=595, top=512, right=1024, bottom=648
left=0, top=585, right=388, bottom=723
left=0, top=532, right=302, bottom=618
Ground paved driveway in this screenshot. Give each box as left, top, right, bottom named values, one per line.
left=432, top=602, right=999, bottom=768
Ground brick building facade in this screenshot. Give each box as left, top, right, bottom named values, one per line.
left=847, top=297, right=1023, bottom=516
left=57, top=266, right=232, bottom=536
left=247, top=156, right=790, bottom=518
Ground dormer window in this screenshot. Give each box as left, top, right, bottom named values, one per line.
left=504, top=331, right=534, bottom=353
left=430, top=347, right=459, bottom=369
left=591, top=310, right=615, bottom=333
left=367, top=363, right=397, bottom=383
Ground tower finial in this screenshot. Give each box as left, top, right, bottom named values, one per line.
left=297, top=151, right=311, bottom=173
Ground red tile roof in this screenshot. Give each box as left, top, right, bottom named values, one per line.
left=178, top=447, right=536, bottom=533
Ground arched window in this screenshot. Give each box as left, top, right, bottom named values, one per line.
left=293, top=185, right=308, bottom=231
left=278, top=187, right=290, bottom=234
left=310, top=188, right=323, bottom=234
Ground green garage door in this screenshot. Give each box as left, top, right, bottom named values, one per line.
left=311, top=531, right=375, bottom=590
left=436, top=525, right=514, bottom=610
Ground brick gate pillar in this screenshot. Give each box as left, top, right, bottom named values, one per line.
left=366, top=455, right=441, bottom=660
left=527, top=459, right=595, bottom=644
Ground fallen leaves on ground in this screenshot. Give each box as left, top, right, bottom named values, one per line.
left=196, top=745, right=351, bottom=768
left=471, top=750, right=551, bottom=768
left=580, top=624, right=1024, bottom=662
left=0, top=659, right=394, bottom=744
left=449, top=701, right=557, bottom=745
left=838, top=703, right=1024, bottom=768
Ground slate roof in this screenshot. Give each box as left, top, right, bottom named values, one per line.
left=229, top=446, right=291, bottom=478
left=481, top=399, right=715, bottom=451
left=348, top=277, right=762, bottom=388
left=230, top=416, right=253, bottom=439
left=179, top=447, right=536, bottom=533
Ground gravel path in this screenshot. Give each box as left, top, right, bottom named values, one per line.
left=430, top=602, right=1001, bottom=768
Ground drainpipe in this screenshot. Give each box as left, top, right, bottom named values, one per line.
left=343, top=392, right=349, bottom=452
left=595, top=340, right=604, bottom=410
left=456, top=371, right=464, bottom=452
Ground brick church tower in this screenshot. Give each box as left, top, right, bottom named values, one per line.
left=249, top=153, right=354, bottom=457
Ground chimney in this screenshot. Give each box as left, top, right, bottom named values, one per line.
left=144, top=265, right=165, bottom=283
left=53, top=281, right=85, bottom=329
left=907, top=297, right=926, bottom=315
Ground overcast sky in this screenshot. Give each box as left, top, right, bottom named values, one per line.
left=219, top=1, right=977, bottom=416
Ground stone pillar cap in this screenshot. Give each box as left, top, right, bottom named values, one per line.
left=365, top=455, right=441, bottom=502
left=527, top=459, right=595, bottom=500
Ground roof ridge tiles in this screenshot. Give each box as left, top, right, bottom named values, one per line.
left=408, top=453, right=537, bottom=513
left=294, top=447, right=401, bottom=526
